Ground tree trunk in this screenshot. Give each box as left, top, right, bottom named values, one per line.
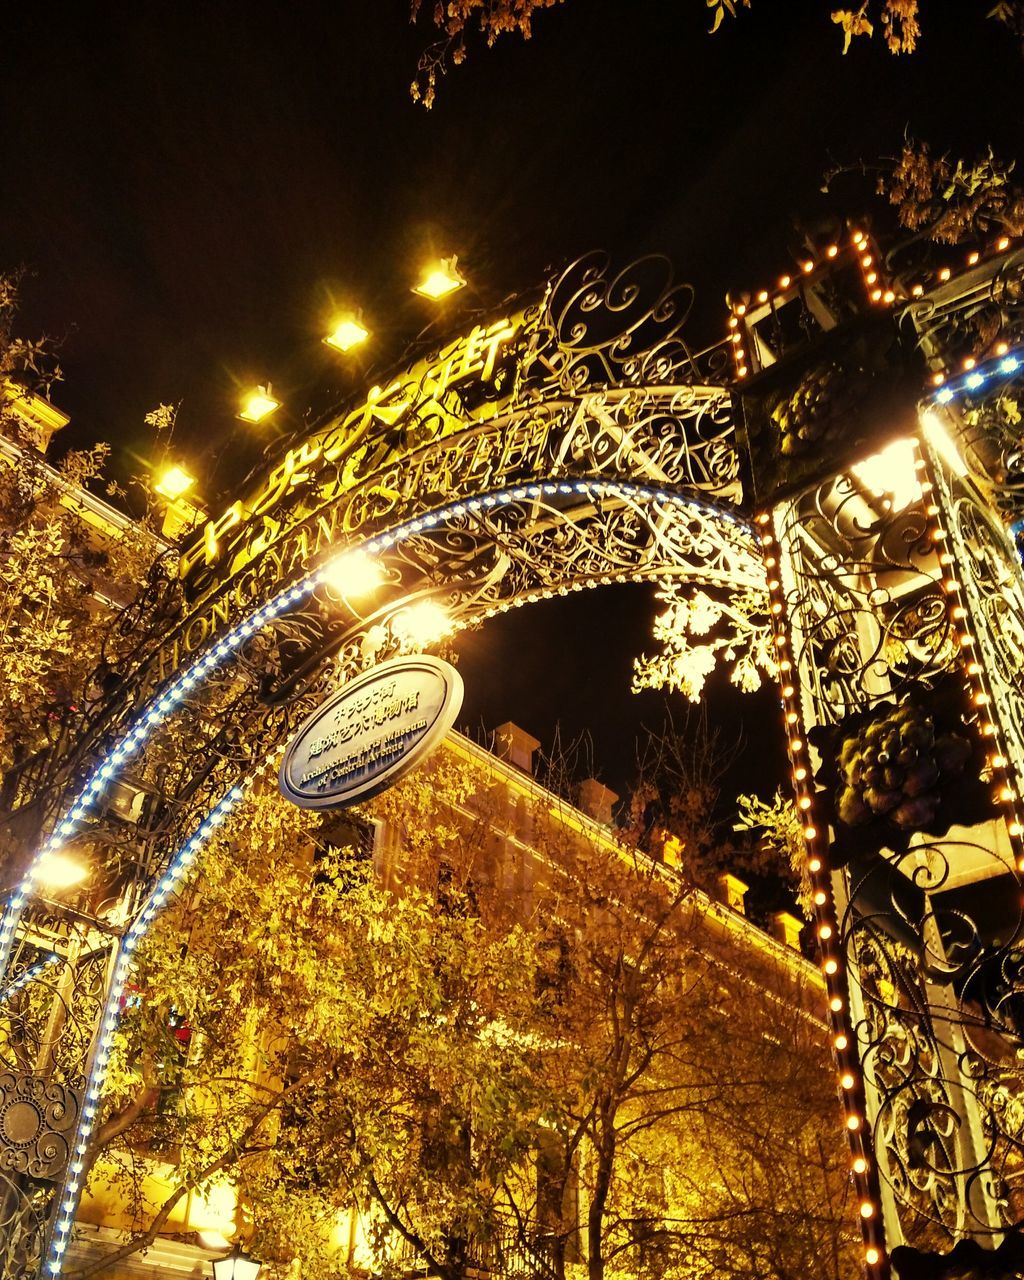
left=587, top=1111, right=616, bottom=1280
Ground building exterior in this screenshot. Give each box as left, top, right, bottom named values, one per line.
left=62, top=718, right=849, bottom=1280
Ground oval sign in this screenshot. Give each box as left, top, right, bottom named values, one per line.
left=279, top=655, right=464, bottom=809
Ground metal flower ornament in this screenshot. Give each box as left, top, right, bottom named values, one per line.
left=632, top=583, right=776, bottom=702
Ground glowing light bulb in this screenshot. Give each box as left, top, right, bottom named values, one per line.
left=33, top=850, right=89, bottom=891
left=154, top=464, right=195, bottom=501
left=395, top=600, right=453, bottom=647
left=239, top=385, right=280, bottom=424
left=324, top=317, right=370, bottom=353
left=321, top=550, right=384, bottom=598
left=413, top=256, right=466, bottom=300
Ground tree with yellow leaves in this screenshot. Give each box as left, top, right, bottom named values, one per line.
left=409, top=0, right=1023, bottom=107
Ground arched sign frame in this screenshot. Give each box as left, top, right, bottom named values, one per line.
left=0, top=252, right=777, bottom=1278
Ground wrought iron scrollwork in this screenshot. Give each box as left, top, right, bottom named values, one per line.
left=775, top=429, right=1024, bottom=1248
left=536, top=252, right=709, bottom=390
left=0, top=255, right=760, bottom=1280
left=902, top=248, right=1024, bottom=377
left=777, top=464, right=957, bottom=731
left=0, top=1076, right=81, bottom=1180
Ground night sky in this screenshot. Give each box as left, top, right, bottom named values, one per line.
left=2, top=2, right=1021, bottom=798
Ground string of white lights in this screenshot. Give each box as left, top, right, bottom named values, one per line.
left=932, top=349, right=1021, bottom=406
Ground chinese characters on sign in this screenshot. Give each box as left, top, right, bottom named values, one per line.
left=279, top=655, right=465, bottom=808
left=179, top=318, right=524, bottom=582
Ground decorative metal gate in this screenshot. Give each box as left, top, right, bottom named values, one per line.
left=2, top=237, right=1024, bottom=1279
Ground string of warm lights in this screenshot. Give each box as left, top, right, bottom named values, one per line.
left=24, top=477, right=753, bottom=1280
left=755, top=508, right=887, bottom=1275
left=727, top=230, right=893, bottom=380
left=728, top=230, right=1020, bottom=385
left=910, top=234, right=1016, bottom=304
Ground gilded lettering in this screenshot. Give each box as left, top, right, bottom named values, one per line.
left=210, top=597, right=231, bottom=630
left=183, top=614, right=211, bottom=653
left=177, top=308, right=527, bottom=585
left=285, top=529, right=311, bottom=577
left=156, top=637, right=181, bottom=687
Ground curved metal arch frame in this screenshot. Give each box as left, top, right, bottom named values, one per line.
left=0, top=477, right=760, bottom=1279
left=12, top=381, right=740, bottom=840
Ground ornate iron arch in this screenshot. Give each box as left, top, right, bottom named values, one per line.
left=0, top=256, right=768, bottom=1278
